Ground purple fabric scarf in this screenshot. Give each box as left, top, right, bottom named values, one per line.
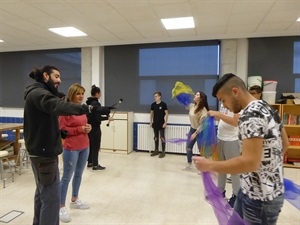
left=202, top=172, right=248, bottom=225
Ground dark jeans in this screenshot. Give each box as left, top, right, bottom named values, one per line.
left=186, top=127, right=201, bottom=163
left=88, top=127, right=101, bottom=166
left=153, top=128, right=165, bottom=151
left=30, top=156, right=60, bottom=225
left=233, top=189, right=284, bottom=225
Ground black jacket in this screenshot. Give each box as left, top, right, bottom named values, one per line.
left=86, top=97, right=110, bottom=128
left=24, top=82, right=90, bottom=157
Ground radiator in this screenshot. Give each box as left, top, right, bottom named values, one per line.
left=137, top=124, right=199, bottom=154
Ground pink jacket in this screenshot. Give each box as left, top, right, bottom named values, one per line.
left=59, top=115, right=89, bottom=150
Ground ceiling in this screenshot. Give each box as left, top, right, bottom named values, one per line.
left=0, top=0, right=299, bottom=52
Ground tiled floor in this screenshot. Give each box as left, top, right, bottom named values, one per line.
left=0, top=151, right=299, bottom=225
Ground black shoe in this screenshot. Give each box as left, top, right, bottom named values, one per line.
left=150, top=150, right=159, bottom=157
left=87, top=163, right=93, bottom=168
left=159, top=152, right=165, bottom=158
left=228, top=194, right=236, bottom=208
left=92, top=165, right=106, bottom=170
left=222, top=190, right=226, bottom=198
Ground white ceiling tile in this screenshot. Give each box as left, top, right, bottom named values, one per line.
left=152, top=2, right=193, bottom=18
left=263, top=10, right=300, bottom=23
left=256, top=22, right=293, bottom=32
left=117, top=8, right=158, bottom=22
left=225, top=24, right=257, bottom=34
left=232, top=0, right=274, bottom=13
left=271, top=0, right=300, bottom=12
left=0, top=0, right=298, bottom=51
left=229, top=13, right=266, bottom=25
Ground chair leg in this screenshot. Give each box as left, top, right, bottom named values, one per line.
left=0, top=159, right=8, bottom=188
left=6, top=158, right=14, bottom=183
left=0, top=158, right=15, bottom=187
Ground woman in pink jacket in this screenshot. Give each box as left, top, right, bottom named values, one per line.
left=58, top=83, right=91, bottom=223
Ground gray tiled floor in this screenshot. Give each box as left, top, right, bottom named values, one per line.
left=0, top=151, right=299, bottom=225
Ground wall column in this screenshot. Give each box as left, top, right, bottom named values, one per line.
left=221, top=38, right=248, bottom=82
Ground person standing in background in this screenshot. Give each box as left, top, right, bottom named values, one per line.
left=183, top=91, right=209, bottom=170
left=58, top=83, right=92, bottom=223
left=24, top=65, right=93, bottom=225
left=86, top=85, right=113, bottom=170
left=208, top=105, right=241, bottom=207
left=150, top=91, right=168, bottom=158
left=249, top=85, right=263, bottom=100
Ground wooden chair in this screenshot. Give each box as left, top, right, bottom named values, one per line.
left=0, top=150, right=15, bottom=188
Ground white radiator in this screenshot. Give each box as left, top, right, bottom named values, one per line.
left=137, top=124, right=199, bottom=154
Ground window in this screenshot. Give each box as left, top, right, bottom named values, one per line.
left=105, top=41, right=220, bottom=113
left=293, top=41, right=300, bottom=91
left=0, top=48, right=81, bottom=107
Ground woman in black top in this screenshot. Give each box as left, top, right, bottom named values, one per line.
left=86, top=85, right=113, bottom=170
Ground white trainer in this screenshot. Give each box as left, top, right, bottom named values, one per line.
left=59, top=207, right=71, bottom=223
left=182, top=163, right=192, bottom=171
left=70, top=199, right=90, bottom=209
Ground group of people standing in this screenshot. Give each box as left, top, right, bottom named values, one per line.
left=150, top=75, right=288, bottom=225
left=23, top=65, right=288, bottom=225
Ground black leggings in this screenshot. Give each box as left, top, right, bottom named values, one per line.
left=88, top=127, right=101, bottom=166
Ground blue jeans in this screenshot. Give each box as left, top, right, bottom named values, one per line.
left=233, top=189, right=284, bottom=225
left=186, top=127, right=201, bottom=163
left=60, top=148, right=89, bottom=205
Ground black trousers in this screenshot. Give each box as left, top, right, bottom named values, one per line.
left=30, top=156, right=60, bottom=225
left=88, top=127, right=101, bottom=166
left=153, top=128, right=165, bottom=152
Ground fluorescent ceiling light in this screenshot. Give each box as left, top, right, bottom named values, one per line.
left=161, top=17, right=195, bottom=30
left=48, top=27, right=87, bottom=37
left=297, top=17, right=300, bottom=22
left=0, top=40, right=4, bottom=42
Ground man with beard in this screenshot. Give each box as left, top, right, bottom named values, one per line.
left=193, top=73, right=289, bottom=225
left=23, top=65, right=109, bottom=225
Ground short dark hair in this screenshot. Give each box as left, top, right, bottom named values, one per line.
left=212, top=73, right=236, bottom=97
left=91, top=85, right=101, bottom=96
left=249, top=85, right=263, bottom=94
left=154, top=91, right=162, bottom=97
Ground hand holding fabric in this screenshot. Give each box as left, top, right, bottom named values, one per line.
left=192, top=156, right=211, bottom=172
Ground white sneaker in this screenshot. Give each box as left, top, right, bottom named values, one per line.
left=59, top=207, right=71, bottom=223
left=70, top=199, right=90, bottom=209
left=182, top=163, right=192, bottom=171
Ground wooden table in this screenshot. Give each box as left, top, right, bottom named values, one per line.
left=0, top=123, right=24, bottom=161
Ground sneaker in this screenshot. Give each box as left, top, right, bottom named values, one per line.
left=228, top=194, right=236, bottom=208
left=182, top=163, right=192, bottom=171
left=70, top=199, right=90, bottom=209
left=150, top=150, right=159, bottom=157
left=222, top=190, right=226, bottom=198
left=87, top=163, right=93, bottom=168
left=159, top=152, right=165, bottom=158
left=59, top=207, right=71, bottom=223
left=92, top=165, right=106, bottom=170
left=226, top=176, right=232, bottom=183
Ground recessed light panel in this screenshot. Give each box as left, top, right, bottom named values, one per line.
left=161, top=17, right=195, bottom=30
left=48, top=27, right=87, bottom=37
